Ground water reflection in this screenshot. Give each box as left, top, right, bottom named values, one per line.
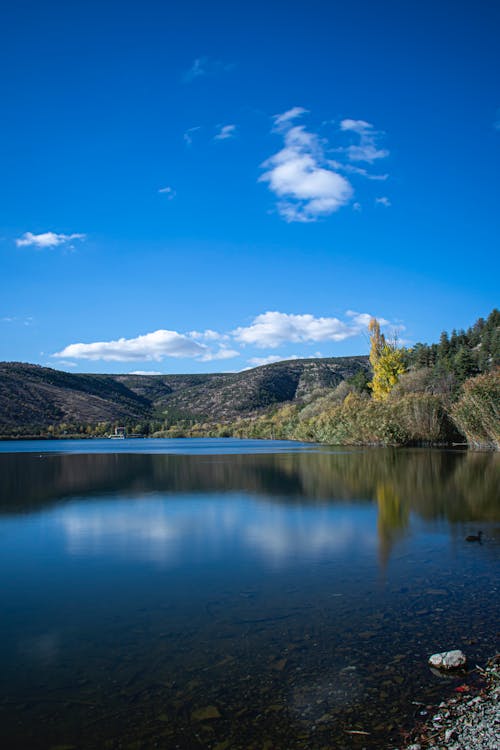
left=43, top=494, right=377, bottom=568
left=0, top=445, right=498, bottom=750
left=376, top=482, right=410, bottom=567
left=0, top=447, right=498, bottom=567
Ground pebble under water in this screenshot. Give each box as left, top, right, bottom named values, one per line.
left=0, top=441, right=498, bottom=749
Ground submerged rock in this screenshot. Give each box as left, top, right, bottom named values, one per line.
left=191, top=705, right=221, bottom=722
left=428, top=650, right=467, bottom=670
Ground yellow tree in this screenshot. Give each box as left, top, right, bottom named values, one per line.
left=368, top=318, right=406, bottom=400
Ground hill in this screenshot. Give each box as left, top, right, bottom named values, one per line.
left=0, top=356, right=370, bottom=436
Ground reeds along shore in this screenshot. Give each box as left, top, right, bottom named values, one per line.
left=182, top=370, right=500, bottom=450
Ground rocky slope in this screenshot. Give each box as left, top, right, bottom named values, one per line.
left=0, top=356, right=369, bottom=433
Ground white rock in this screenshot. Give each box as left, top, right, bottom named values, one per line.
left=428, top=649, right=467, bottom=670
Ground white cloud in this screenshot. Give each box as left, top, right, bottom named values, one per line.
left=273, top=106, right=308, bottom=129
left=184, top=57, right=207, bottom=81
left=183, top=126, right=201, bottom=146
left=340, top=119, right=389, bottom=163
left=208, top=347, right=240, bottom=361
left=54, top=331, right=204, bottom=362
left=260, top=112, right=353, bottom=222
left=130, top=371, right=163, bottom=375
left=247, top=354, right=301, bottom=367
left=53, top=310, right=394, bottom=364
left=342, top=164, right=388, bottom=180
left=54, top=330, right=239, bottom=363
left=16, top=232, right=86, bottom=249
left=346, top=310, right=389, bottom=327
left=375, top=196, right=391, bottom=207
left=183, top=57, right=234, bottom=83
left=339, top=119, right=372, bottom=134
left=158, top=186, right=176, bottom=199
left=188, top=329, right=229, bottom=342
left=233, top=311, right=376, bottom=349
left=214, top=124, right=236, bottom=140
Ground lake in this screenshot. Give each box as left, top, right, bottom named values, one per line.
left=0, top=439, right=498, bottom=749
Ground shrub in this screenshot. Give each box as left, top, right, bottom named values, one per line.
left=294, top=392, right=459, bottom=446
left=451, top=370, right=500, bottom=449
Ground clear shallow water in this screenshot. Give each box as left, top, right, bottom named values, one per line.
left=0, top=441, right=498, bottom=749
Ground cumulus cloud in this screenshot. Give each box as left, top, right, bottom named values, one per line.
left=183, top=57, right=234, bottom=83
left=260, top=109, right=390, bottom=222
left=214, top=124, right=236, bottom=140
left=188, top=329, right=229, bottom=342
left=53, top=310, right=391, bottom=364
left=54, top=330, right=239, bottom=363
left=16, top=232, right=86, bottom=249
left=375, top=196, right=391, bottom=207
left=130, top=371, right=163, bottom=375
left=158, top=186, right=176, bottom=199
left=340, top=119, right=389, bottom=163
left=233, top=311, right=379, bottom=348
left=260, top=110, right=353, bottom=222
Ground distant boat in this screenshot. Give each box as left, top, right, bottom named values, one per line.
left=109, top=427, right=126, bottom=439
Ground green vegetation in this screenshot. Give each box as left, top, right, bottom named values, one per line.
left=195, top=392, right=460, bottom=446
left=179, top=310, right=500, bottom=450
left=0, top=357, right=369, bottom=437
left=405, top=308, right=500, bottom=390
left=451, top=371, right=500, bottom=450
left=0, top=311, right=498, bottom=449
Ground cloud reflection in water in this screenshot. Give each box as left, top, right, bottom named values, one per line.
left=56, top=494, right=377, bottom=567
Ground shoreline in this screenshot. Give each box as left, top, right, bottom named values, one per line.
left=0, top=433, right=481, bottom=449
left=398, top=656, right=500, bottom=750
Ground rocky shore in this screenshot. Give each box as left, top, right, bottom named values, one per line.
left=398, top=655, right=500, bottom=750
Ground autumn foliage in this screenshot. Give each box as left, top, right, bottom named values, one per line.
left=368, top=318, right=406, bottom=400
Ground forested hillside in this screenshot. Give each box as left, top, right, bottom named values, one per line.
left=406, top=308, right=500, bottom=387
left=0, top=356, right=369, bottom=437
left=196, top=310, right=500, bottom=450
left=1, top=310, right=498, bottom=448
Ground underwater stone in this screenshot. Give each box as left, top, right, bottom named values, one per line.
left=191, top=705, right=221, bottom=722
left=428, top=650, right=467, bottom=670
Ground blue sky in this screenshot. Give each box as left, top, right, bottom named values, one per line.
left=1, top=0, right=499, bottom=374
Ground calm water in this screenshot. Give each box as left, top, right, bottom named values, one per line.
left=0, top=439, right=498, bottom=750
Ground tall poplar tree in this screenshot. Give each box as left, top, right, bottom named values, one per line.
left=368, top=318, right=406, bottom=400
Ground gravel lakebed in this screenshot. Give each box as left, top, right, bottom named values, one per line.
left=396, top=655, right=500, bottom=750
